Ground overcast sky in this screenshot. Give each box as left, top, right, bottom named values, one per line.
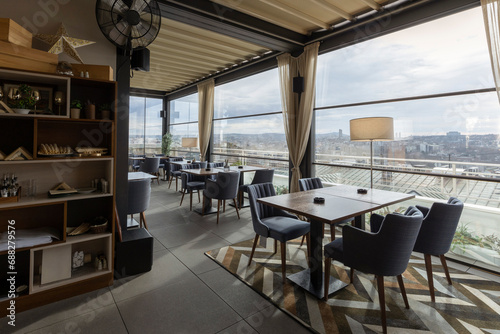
left=135, top=6, right=500, bottom=138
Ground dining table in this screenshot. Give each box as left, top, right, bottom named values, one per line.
left=222, top=165, right=268, bottom=208
left=257, top=184, right=415, bottom=298
left=179, top=167, right=220, bottom=215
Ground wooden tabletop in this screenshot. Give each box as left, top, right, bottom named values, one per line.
left=180, top=168, right=219, bottom=176
left=257, top=185, right=414, bottom=224
left=214, top=165, right=268, bottom=173
left=128, top=172, right=156, bottom=180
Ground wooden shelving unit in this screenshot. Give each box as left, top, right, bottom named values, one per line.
left=0, top=68, right=116, bottom=316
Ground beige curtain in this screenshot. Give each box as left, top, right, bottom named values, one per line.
left=197, top=79, right=215, bottom=161
left=481, top=0, right=500, bottom=104
left=277, top=42, right=320, bottom=193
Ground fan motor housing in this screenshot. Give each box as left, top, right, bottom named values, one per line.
left=131, top=48, right=150, bottom=72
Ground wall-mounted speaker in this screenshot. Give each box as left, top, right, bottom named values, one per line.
left=293, top=76, right=304, bottom=93
left=131, top=48, right=150, bottom=72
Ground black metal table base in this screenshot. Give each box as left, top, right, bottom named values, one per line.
left=194, top=206, right=218, bottom=215
left=287, top=269, right=348, bottom=299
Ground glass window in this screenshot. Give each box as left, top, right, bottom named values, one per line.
left=170, top=93, right=198, bottom=124
left=315, top=7, right=494, bottom=108
left=128, top=96, right=163, bottom=156
left=214, top=69, right=281, bottom=119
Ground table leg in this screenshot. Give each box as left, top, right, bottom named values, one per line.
left=194, top=193, right=218, bottom=215
left=287, top=218, right=347, bottom=298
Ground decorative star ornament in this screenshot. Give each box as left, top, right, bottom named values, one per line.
left=35, top=24, right=95, bottom=64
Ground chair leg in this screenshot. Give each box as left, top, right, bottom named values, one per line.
left=376, top=276, right=387, bottom=334
left=180, top=190, right=186, bottom=206
left=300, top=235, right=306, bottom=247
left=232, top=198, right=240, bottom=219
left=397, top=274, right=410, bottom=309
left=273, top=239, right=278, bottom=254
left=197, top=190, right=201, bottom=203
left=324, top=258, right=331, bottom=300
left=223, top=200, right=226, bottom=212
left=189, top=191, right=193, bottom=211
left=176, top=177, right=179, bottom=192
left=168, top=175, right=173, bottom=188
left=216, top=200, right=221, bottom=224
left=305, top=233, right=311, bottom=264
left=424, top=253, right=436, bottom=302
left=350, top=268, right=355, bottom=283
left=248, top=234, right=259, bottom=266
left=439, top=254, right=453, bottom=285
left=280, top=241, right=287, bottom=283
left=140, top=212, right=148, bottom=230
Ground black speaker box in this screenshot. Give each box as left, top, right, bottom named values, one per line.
left=131, top=48, right=150, bottom=72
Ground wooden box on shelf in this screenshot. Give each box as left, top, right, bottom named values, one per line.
left=0, top=187, right=21, bottom=204
left=0, top=18, right=32, bottom=48
left=71, top=63, right=113, bottom=81
left=0, top=40, right=58, bottom=74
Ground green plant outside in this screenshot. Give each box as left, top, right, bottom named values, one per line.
left=162, top=133, right=173, bottom=155
left=274, top=184, right=288, bottom=195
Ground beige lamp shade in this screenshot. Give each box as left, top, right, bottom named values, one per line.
left=350, top=117, right=394, bottom=141
left=182, top=137, right=198, bottom=147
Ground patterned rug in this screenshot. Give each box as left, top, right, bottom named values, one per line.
left=205, top=235, right=500, bottom=334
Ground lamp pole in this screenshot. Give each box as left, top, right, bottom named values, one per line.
left=370, top=139, right=374, bottom=189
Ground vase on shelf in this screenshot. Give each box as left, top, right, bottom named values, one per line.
left=13, top=108, right=31, bottom=114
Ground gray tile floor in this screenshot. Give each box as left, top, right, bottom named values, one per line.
left=1, top=180, right=311, bottom=334
left=2, top=180, right=499, bottom=333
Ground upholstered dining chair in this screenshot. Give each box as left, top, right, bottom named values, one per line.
left=168, top=160, right=186, bottom=191
left=247, top=183, right=310, bottom=283
left=298, top=177, right=352, bottom=244
left=238, top=169, right=274, bottom=208
left=203, top=171, right=241, bottom=224
left=324, top=206, right=423, bottom=334
left=127, top=178, right=152, bottom=230
left=179, top=164, right=206, bottom=210
left=139, top=157, right=160, bottom=185
left=409, top=197, right=464, bottom=302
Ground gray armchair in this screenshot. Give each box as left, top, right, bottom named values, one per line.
left=180, top=165, right=206, bottom=210
left=247, top=183, right=310, bottom=283
left=127, top=178, right=152, bottom=229
left=238, top=169, right=274, bottom=208
left=324, top=206, right=423, bottom=334
left=410, top=197, right=464, bottom=302
left=203, top=171, right=240, bottom=224
left=139, top=157, right=160, bottom=185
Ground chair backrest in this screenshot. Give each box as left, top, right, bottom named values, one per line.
left=209, top=162, right=224, bottom=168
left=413, top=197, right=464, bottom=255
left=299, top=177, right=323, bottom=191
left=247, top=183, right=281, bottom=237
left=127, top=178, right=151, bottom=215
left=169, top=156, right=184, bottom=161
left=192, top=161, right=207, bottom=169
left=139, top=157, right=160, bottom=173
left=344, top=206, right=423, bottom=277
left=205, top=171, right=240, bottom=200
left=251, top=169, right=275, bottom=185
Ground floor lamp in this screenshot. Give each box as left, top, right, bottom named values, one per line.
left=181, top=137, right=198, bottom=160
left=350, top=117, right=394, bottom=188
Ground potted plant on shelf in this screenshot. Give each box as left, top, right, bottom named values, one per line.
left=98, top=103, right=111, bottom=120
left=8, top=84, right=36, bottom=114
left=70, top=99, right=82, bottom=119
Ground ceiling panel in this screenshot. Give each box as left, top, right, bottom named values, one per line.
left=129, top=0, right=401, bottom=94
left=130, top=18, right=272, bottom=92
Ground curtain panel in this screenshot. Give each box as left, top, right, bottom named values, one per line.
left=197, top=79, right=215, bottom=161
left=481, top=0, right=500, bottom=104
left=277, top=42, right=320, bottom=193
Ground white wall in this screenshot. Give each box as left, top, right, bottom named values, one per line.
left=2, top=0, right=116, bottom=79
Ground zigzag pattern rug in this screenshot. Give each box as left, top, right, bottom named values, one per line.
left=205, top=236, right=500, bottom=333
